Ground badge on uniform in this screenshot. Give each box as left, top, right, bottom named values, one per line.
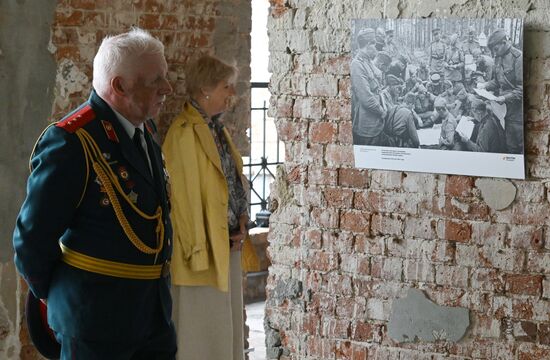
left=128, top=190, right=138, bottom=204
left=118, top=166, right=129, bottom=180
left=101, top=120, right=119, bottom=143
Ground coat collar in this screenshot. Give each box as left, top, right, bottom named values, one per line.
left=176, top=102, right=243, bottom=177
left=88, top=90, right=156, bottom=188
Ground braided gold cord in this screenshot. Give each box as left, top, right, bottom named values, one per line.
left=75, top=129, right=163, bottom=255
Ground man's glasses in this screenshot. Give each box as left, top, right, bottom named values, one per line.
left=435, top=106, right=446, bottom=111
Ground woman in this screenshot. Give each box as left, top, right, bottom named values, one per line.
left=163, top=54, right=250, bottom=360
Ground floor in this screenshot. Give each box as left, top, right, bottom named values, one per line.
left=246, top=301, right=266, bottom=360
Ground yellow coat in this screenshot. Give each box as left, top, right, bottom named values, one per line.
left=163, top=103, right=257, bottom=292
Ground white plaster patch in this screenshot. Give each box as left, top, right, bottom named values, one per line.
left=54, top=59, right=89, bottom=110
left=388, top=288, right=470, bottom=343
left=475, top=178, right=516, bottom=210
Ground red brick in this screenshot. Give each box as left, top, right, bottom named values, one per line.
left=327, top=273, right=353, bottom=296
left=160, top=15, right=181, bottom=30
left=306, top=336, right=336, bottom=359
left=433, top=197, right=491, bottom=221
left=444, top=220, right=472, bottom=243
left=322, top=55, right=350, bottom=75
left=326, top=99, right=351, bottom=121
left=308, top=165, right=338, bottom=186
left=340, top=211, right=370, bottom=233
left=277, top=120, right=307, bottom=142
left=445, top=175, right=475, bottom=197
left=55, top=9, right=83, bottom=26
left=518, top=346, right=550, bottom=360
left=335, top=340, right=353, bottom=359
left=338, top=77, right=351, bottom=98
left=306, top=250, right=338, bottom=272
left=322, top=318, right=350, bottom=338
left=531, top=227, right=545, bottom=249
left=185, top=16, right=215, bottom=31
left=326, top=144, right=353, bottom=167
left=188, top=33, right=210, bottom=47
left=286, top=165, right=306, bottom=184
left=70, top=0, right=99, bottom=10
left=311, top=207, right=339, bottom=229
left=272, top=97, right=294, bottom=118
left=513, top=300, right=534, bottom=320
left=370, top=213, right=403, bottom=236
left=304, top=229, right=322, bottom=249
left=505, top=274, right=543, bottom=296
left=139, top=13, right=161, bottom=29
left=323, top=187, right=353, bottom=208
left=300, top=313, right=320, bottom=335
left=51, top=28, right=79, bottom=45
left=54, top=45, right=82, bottom=62
left=310, top=122, right=337, bottom=144
left=269, top=0, right=290, bottom=18
left=539, top=323, right=550, bottom=345
left=293, top=97, right=323, bottom=119
left=338, top=168, right=368, bottom=188
left=338, top=122, right=352, bottom=145
left=351, top=321, right=374, bottom=341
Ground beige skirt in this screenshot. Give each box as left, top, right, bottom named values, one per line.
left=172, top=251, right=244, bottom=360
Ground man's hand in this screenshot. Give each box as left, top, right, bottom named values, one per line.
left=495, top=96, right=506, bottom=104
left=40, top=298, right=47, bottom=305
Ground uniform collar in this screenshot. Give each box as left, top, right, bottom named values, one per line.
left=112, top=108, right=144, bottom=138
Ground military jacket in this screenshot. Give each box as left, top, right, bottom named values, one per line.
left=351, top=53, right=385, bottom=138
left=430, top=41, right=446, bottom=73
left=487, top=46, right=523, bottom=103
left=462, top=40, right=481, bottom=59
left=13, top=90, right=173, bottom=341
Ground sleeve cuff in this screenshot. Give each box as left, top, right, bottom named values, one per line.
left=189, top=248, right=209, bottom=271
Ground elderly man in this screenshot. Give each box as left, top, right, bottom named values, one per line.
left=456, top=97, right=506, bottom=153
left=352, top=27, right=389, bottom=146
left=13, top=28, right=176, bottom=359
left=477, top=28, right=523, bottom=154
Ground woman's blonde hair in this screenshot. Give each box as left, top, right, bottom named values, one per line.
left=185, top=54, right=238, bottom=97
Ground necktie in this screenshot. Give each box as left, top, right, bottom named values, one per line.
left=133, top=128, right=152, bottom=175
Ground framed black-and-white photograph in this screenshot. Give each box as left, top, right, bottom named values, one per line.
left=351, top=18, right=525, bottom=179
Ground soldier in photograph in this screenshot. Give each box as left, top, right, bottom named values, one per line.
left=384, top=93, right=420, bottom=148
left=455, top=98, right=506, bottom=153
left=351, top=28, right=389, bottom=146
left=444, top=34, right=465, bottom=83
left=430, top=27, right=446, bottom=76
left=462, top=26, right=482, bottom=59
left=427, top=73, right=445, bottom=96
left=477, top=28, right=523, bottom=154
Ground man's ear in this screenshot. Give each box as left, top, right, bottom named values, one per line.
left=111, top=76, right=127, bottom=97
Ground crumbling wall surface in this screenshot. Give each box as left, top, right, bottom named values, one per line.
left=266, top=0, right=550, bottom=358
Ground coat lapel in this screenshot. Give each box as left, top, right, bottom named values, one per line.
left=88, top=91, right=156, bottom=188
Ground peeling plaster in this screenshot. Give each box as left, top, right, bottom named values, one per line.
left=0, top=263, right=20, bottom=359
left=475, top=178, right=516, bottom=210
left=53, top=58, right=89, bottom=110
left=388, top=288, right=470, bottom=343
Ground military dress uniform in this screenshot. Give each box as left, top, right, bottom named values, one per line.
left=13, top=90, right=175, bottom=358
left=486, top=43, right=523, bottom=154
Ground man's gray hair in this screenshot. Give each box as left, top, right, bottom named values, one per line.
left=93, top=28, right=165, bottom=96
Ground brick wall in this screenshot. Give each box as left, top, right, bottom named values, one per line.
left=265, top=0, right=550, bottom=359
left=50, top=0, right=251, bottom=151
